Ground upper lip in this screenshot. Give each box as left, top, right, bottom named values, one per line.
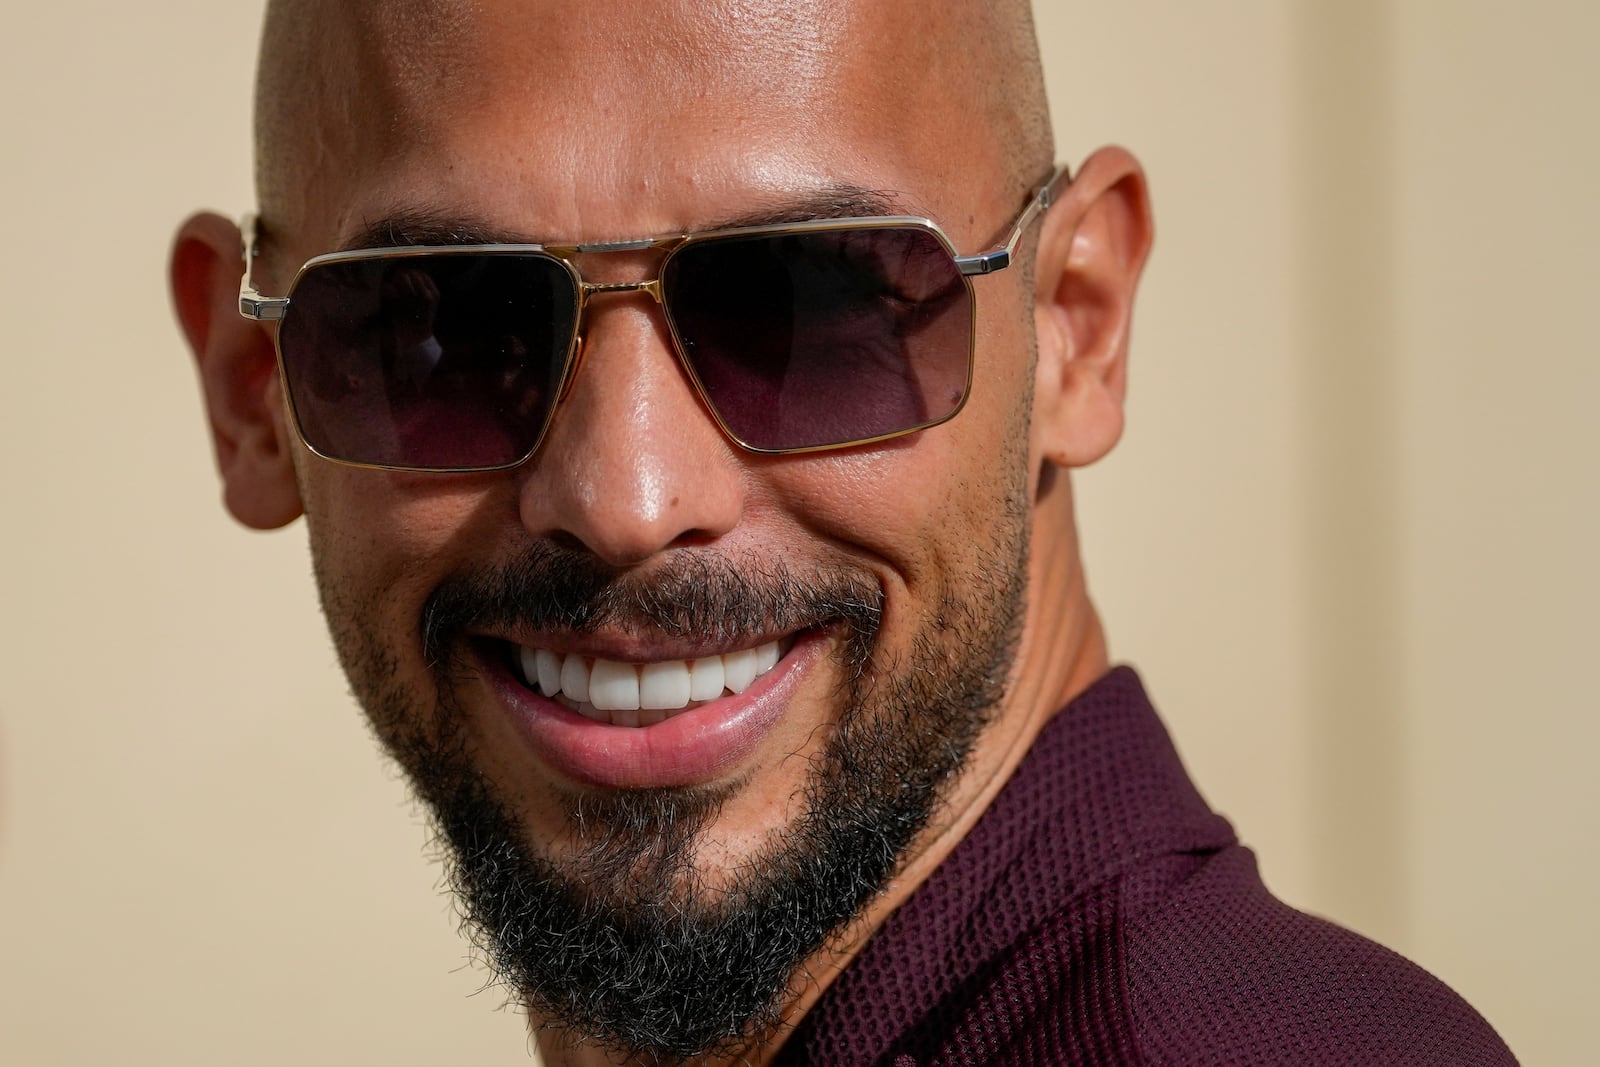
left=471, top=626, right=810, bottom=663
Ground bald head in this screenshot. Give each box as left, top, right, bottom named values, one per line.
left=253, top=0, right=1052, bottom=250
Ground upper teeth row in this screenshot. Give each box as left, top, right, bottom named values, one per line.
left=518, top=641, right=783, bottom=714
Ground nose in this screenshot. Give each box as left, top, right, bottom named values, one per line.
left=515, top=294, right=745, bottom=566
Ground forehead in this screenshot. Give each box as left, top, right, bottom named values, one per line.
left=285, top=0, right=1008, bottom=248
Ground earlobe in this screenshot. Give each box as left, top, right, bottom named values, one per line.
left=170, top=212, right=304, bottom=530
left=1029, top=146, right=1154, bottom=472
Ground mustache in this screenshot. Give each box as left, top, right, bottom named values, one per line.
left=420, top=541, right=884, bottom=665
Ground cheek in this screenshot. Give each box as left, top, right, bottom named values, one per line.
left=758, top=344, right=1033, bottom=627
left=300, top=461, right=520, bottom=644
left=771, top=290, right=1033, bottom=545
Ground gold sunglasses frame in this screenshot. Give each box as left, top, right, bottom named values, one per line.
left=238, top=164, right=1072, bottom=473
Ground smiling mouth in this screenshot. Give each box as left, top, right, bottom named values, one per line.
left=505, top=638, right=797, bottom=727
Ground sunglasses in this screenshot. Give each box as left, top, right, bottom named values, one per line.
left=238, top=165, right=1071, bottom=472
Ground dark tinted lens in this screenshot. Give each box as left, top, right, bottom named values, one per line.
left=278, top=253, right=578, bottom=469
left=661, top=226, right=972, bottom=450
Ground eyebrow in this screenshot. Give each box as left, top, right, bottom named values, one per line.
left=340, top=186, right=912, bottom=251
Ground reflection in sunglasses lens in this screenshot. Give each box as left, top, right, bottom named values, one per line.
left=662, top=227, right=972, bottom=450
left=279, top=254, right=579, bottom=469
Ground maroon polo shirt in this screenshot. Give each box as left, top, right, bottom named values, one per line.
left=775, top=667, right=1517, bottom=1066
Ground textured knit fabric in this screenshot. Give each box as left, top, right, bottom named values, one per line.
left=774, top=667, right=1517, bottom=1066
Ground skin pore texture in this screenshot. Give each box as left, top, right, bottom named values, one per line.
left=170, top=0, right=1152, bottom=1063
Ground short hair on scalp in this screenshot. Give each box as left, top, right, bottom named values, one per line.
left=971, top=0, right=1056, bottom=203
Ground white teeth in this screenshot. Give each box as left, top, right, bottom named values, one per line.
left=640, top=660, right=692, bottom=710
left=589, top=659, right=640, bottom=712
left=535, top=648, right=562, bottom=697
left=560, top=653, right=590, bottom=704
left=722, top=648, right=759, bottom=694
left=688, top=656, right=725, bottom=701
left=520, top=646, right=542, bottom=694
left=517, top=640, right=785, bottom=725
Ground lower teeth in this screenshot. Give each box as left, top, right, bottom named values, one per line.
left=560, top=695, right=705, bottom=724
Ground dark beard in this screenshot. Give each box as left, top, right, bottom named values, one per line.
left=320, top=506, right=1027, bottom=1062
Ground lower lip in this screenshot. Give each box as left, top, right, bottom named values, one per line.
left=484, top=632, right=828, bottom=790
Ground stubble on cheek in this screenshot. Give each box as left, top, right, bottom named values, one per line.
left=313, top=553, right=432, bottom=759
left=296, top=474, right=452, bottom=768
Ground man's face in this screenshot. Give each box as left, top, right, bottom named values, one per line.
left=260, top=0, right=1052, bottom=1058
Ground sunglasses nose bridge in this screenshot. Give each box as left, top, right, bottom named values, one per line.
left=559, top=278, right=669, bottom=406
left=580, top=278, right=665, bottom=301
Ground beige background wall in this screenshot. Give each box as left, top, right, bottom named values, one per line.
left=2, top=2, right=1593, bottom=1063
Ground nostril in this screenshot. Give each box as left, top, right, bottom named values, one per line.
left=546, top=529, right=591, bottom=555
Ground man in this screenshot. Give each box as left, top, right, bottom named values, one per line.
left=169, top=0, right=1516, bottom=1063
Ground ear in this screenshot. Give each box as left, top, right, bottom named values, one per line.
left=170, top=212, right=304, bottom=529
left=1030, top=146, right=1154, bottom=472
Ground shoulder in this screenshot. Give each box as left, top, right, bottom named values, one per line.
left=1121, top=845, right=1518, bottom=1067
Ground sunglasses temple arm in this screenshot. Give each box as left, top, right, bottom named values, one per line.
left=954, top=163, right=1073, bottom=277
left=237, top=213, right=289, bottom=321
